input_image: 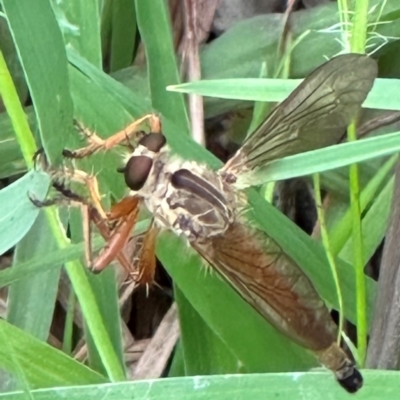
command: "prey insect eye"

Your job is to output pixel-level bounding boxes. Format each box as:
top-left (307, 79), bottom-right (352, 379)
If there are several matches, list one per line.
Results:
top-left (120, 155), bottom-right (153, 191)
top-left (139, 132), bottom-right (166, 152)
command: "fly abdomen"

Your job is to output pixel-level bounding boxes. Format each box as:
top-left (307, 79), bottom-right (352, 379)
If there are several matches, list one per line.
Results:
top-left (317, 343), bottom-right (363, 393)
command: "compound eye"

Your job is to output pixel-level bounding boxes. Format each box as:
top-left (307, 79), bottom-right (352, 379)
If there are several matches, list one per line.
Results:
top-left (139, 132), bottom-right (166, 152)
top-left (121, 155), bottom-right (153, 191)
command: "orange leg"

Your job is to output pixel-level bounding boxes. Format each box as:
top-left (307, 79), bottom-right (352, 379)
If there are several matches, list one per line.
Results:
top-left (55, 168), bottom-right (107, 220)
top-left (90, 196), bottom-right (141, 273)
top-left (44, 112), bottom-right (162, 277)
top-left (45, 178), bottom-right (141, 275)
top-left (64, 114), bottom-right (161, 159)
top-left (134, 224), bottom-right (159, 286)
top-left (88, 204), bottom-right (136, 274)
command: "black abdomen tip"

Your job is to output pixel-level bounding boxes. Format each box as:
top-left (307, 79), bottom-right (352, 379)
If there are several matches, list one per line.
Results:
top-left (337, 368), bottom-right (363, 393)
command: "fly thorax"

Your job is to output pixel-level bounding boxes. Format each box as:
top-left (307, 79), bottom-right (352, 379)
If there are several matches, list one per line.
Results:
top-left (119, 132), bottom-right (235, 242)
top-left (160, 164), bottom-right (235, 242)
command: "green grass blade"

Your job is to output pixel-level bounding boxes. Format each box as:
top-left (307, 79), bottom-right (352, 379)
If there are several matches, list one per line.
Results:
top-left (135, 0), bottom-right (189, 133)
top-left (109, 0), bottom-right (136, 72)
top-left (51, 0), bottom-right (102, 68)
top-left (0, 319), bottom-right (107, 388)
top-left (0, 370), bottom-right (399, 399)
top-left (0, 170), bottom-right (50, 255)
top-left (168, 78), bottom-right (400, 111)
top-left (7, 211), bottom-right (62, 341)
top-left (2, 0), bottom-right (74, 164)
top-left (0, 50), bottom-right (35, 167)
top-left (240, 132), bottom-right (400, 187)
top-left (340, 175), bottom-right (394, 265)
top-left (175, 286), bottom-right (242, 375)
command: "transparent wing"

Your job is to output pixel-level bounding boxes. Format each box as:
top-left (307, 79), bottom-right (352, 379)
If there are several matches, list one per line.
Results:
top-left (193, 220), bottom-right (337, 351)
top-left (222, 53), bottom-right (377, 179)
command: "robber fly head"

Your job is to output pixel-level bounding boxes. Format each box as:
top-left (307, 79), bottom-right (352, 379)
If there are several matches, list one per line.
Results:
top-left (119, 132), bottom-right (167, 191)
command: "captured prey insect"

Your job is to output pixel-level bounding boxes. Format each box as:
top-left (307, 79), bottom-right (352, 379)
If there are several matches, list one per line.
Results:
top-left (61, 54), bottom-right (377, 392)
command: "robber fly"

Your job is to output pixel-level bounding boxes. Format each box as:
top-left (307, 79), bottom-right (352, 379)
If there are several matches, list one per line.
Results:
top-left (62, 54), bottom-right (377, 392)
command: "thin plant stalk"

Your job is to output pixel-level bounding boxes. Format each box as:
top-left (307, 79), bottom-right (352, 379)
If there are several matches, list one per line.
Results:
top-left (337, 0), bottom-right (370, 366)
top-left (313, 173), bottom-right (344, 342)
